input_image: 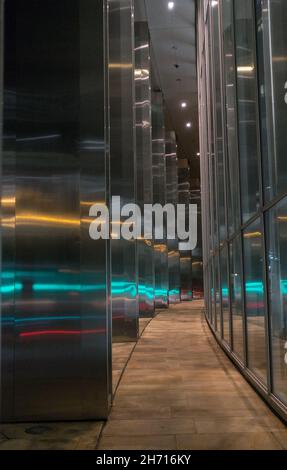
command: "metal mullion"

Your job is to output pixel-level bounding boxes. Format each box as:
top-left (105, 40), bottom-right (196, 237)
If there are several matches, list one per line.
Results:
top-left (210, 4), bottom-right (223, 338)
top-left (231, 0), bottom-right (243, 231)
top-left (240, 227), bottom-right (249, 368)
top-left (231, 0), bottom-right (248, 360)
top-left (252, 0), bottom-right (272, 395)
top-left (261, 211), bottom-right (272, 393)
top-left (205, 15), bottom-right (217, 329)
top-left (218, 0), bottom-right (234, 348)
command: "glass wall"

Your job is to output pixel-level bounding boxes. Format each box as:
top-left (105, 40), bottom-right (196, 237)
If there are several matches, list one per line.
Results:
top-left (220, 245), bottom-right (230, 345)
top-left (234, 0), bottom-right (261, 222)
top-left (221, 0), bottom-right (240, 236)
top-left (266, 197), bottom-right (287, 404)
top-left (256, 0), bottom-right (287, 202)
top-left (243, 219), bottom-right (267, 382)
top-left (198, 0), bottom-right (287, 423)
top-left (211, 0), bottom-right (227, 244)
top-left (230, 236), bottom-right (244, 359)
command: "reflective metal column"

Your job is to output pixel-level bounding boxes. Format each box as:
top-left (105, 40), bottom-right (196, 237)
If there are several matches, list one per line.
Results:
top-left (165, 131), bottom-right (180, 304)
top-left (1, 0), bottom-right (15, 420)
top-left (180, 252), bottom-right (193, 301)
top-left (178, 159), bottom-right (193, 301)
top-left (109, 0), bottom-right (139, 341)
top-left (152, 91), bottom-right (168, 308)
top-left (135, 22), bottom-right (154, 318)
top-left (1, 0), bottom-right (111, 422)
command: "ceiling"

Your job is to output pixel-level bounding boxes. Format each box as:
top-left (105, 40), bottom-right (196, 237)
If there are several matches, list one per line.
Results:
top-left (135, 0), bottom-right (199, 180)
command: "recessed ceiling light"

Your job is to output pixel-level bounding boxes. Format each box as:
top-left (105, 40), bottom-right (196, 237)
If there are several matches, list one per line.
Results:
top-left (186, 122), bottom-right (192, 128)
top-left (168, 2), bottom-right (175, 11)
top-left (181, 102), bottom-right (187, 109)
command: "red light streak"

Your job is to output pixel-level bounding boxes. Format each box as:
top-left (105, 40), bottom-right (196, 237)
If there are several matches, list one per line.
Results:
top-left (20, 329), bottom-right (106, 338)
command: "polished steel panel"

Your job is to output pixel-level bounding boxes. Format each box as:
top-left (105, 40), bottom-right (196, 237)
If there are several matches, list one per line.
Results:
top-left (1, 0), bottom-right (111, 422)
top-left (180, 252), bottom-right (193, 301)
top-left (165, 131), bottom-right (180, 304)
top-left (1, 0), bottom-right (15, 420)
top-left (152, 91), bottom-right (168, 308)
top-left (109, 0), bottom-right (139, 341)
top-left (178, 160), bottom-right (193, 301)
top-left (135, 22), bottom-right (154, 318)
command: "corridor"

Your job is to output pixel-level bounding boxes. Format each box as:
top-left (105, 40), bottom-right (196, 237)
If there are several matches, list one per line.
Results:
top-left (99, 302), bottom-right (287, 450)
top-left (1, 302), bottom-right (286, 450)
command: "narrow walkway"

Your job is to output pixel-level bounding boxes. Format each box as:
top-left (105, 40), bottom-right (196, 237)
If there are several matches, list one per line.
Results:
top-left (99, 301), bottom-right (287, 450)
top-left (0, 302), bottom-right (286, 450)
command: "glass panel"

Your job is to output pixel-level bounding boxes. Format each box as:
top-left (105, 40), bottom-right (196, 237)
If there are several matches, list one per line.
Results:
top-left (221, 245), bottom-right (230, 345)
top-left (215, 256), bottom-right (222, 335)
top-left (206, 20), bottom-right (218, 249)
top-left (266, 197), bottom-right (287, 405)
top-left (211, 260), bottom-right (215, 327)
top-left (222, 0), bottom-right (241, 235)
top-left (230, 236), bottom-right (244, 359)
top-left (256, 0), bottom-right (287, 201)
top-left (211, 1), bottom-right (227, 243)
top-left (209, 264), bottom-right (212, 323)
top-left (234, 0), bottom-right (261, 222)
top-left (243, 219), bottom-right (267, 382)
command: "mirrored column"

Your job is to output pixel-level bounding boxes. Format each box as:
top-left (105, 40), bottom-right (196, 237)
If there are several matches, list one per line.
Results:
top-left (135, 21), bottom-right (155, 318)
top-left (152, 91), bottom-right (168, 308)
top-left (178, 160), bottom-right (193, 301)
top-left (165, 131), bottom-right (180, 304)
top-left (109, 0), bottom-right (139, 341)
top-left (1, 0), bottom-right (111, 422)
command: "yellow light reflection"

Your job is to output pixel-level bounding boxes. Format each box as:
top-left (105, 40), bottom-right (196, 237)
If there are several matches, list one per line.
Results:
top-left (80, 201), bottom-right (106, 207)
top-left (17, 214), bottom-right (80, 227)
top-left (154, 244), bottom-right (167, 253)
top-left (1, 197), bottom-right (16, 206)
top-left (237, 65), bottom-right (254, 73)
top-left (109, 63), bottom-right (133, 69)
top-left (244, 231), bottom-right (262, 239)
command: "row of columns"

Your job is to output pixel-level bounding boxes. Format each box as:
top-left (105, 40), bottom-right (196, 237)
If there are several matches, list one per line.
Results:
top-left (0, 0), bottom-right (190, 422)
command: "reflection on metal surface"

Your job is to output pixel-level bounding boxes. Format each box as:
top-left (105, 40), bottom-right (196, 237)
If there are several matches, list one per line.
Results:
top-left (178, 159), bottom-right (193, 301)
top-left (180, 253), bottom-right (193, 301)
top-left (109, 0), bottom-right (139, 341)
top-left (135, 22), bottom-right (154, 318)
top-left (1, 0), bottom-right (15, 420)
top-left (152, 91), bottom-right (168, 308)
top-left (165, 131), bottom-right (180, 304)
top-left (1, 0), bottom-right (111, 422)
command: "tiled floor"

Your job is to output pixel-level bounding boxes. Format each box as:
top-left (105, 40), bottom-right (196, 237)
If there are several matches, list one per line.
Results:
top-left (0, 302), bottom-right (286, 450)
top-left (113, 342), bottom-right (136, 394)
top-left (100, 302), bottom-right (287, 450)
top-left (113, 318), bottom-right (152, 393)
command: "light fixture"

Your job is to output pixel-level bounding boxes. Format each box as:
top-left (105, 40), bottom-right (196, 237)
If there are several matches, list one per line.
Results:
top-left (168, 2), bottom-right (175, 10)
top-left (181, 102), bottom-right (187, 109)
top-left (186, 122), bottom-right (192, 128)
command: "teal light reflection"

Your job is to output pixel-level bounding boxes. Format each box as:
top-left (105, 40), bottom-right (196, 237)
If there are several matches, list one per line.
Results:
top-left (1, 283), bottom-right (23, 294)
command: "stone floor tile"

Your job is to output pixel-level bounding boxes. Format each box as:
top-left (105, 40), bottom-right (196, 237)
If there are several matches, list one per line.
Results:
top-left (98, 435), bottom-right (177, 450)
top-left (272, 430), bottom-right (287, 450)
top-left (176, 432), bottom-right (283, 450)
top-left (104, 418), bottom-right (196, 437)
